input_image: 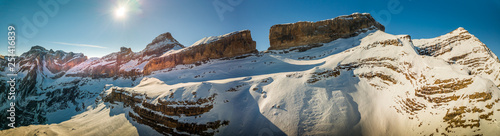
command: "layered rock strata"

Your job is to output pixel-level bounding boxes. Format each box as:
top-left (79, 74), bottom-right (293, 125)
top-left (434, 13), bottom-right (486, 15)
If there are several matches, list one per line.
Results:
top-left (268, 13), bottom-right (385, 50)
top-left (144, 30), bottom-right (257, 74)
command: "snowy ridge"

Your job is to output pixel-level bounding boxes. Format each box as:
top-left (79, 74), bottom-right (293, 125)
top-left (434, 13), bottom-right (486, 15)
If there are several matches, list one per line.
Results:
top-left (141, 39), bottom-right (181, 54)
top-left (335, 12), bottom-right (370, 20)
top-left (66, 35), bottom-right (184, 74)
top-left (278, 12), bottom-right (372, 25)
top-left (190, 30), bottom-right (249, 47)
top-left (414, 27), bottom-right (500, 87)
top-left (103, 29), bottom-right (499, 135)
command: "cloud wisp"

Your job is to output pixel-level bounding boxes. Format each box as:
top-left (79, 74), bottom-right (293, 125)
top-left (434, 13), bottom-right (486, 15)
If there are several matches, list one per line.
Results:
top-left (52, 42), bottom-right (107, 49)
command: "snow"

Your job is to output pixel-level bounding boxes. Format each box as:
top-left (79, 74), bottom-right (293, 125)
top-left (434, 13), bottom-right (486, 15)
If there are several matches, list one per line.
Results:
top-left (3, 26), bottom-right (500, 136)
top-left (119, 59), bottom-right (139, 71)
top-left (280, 12), bottom-right (371, 25)
top-left (0, 103), bottom-right (139, 136)
top-left (190, 30), bottom-right (248, 47)
top-left (143, 39), bottom-right (178, 53)
top-left (159, 45), bottom-right (184, 58)
top-left (413, 27), bottom-right (500, 86)
top-left (336, 12), bottom-right (370, 20)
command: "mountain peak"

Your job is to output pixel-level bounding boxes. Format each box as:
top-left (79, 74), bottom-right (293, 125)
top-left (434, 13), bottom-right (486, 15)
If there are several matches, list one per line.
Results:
top-left (119, 47), bottom-right (132, 54)
top-left (268, 13), bottom-right (385, 50)
top-left (149, 32), bottom-right (178, 45)
top-left (141, 32), bottom-right (185, 57)
top-left (448, 27), bottom-right (469, 35)
top-left (21, 45), bottom-right (49, 57)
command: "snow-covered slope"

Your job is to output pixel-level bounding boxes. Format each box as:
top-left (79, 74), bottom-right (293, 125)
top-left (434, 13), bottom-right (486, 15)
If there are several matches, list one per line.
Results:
top-left (0, 103), bottom-right (138, 136)
top-left (414, 27), bottom-right (500, 87)
top-left (66, 33), bottom-right (185, 77)
top-left (0, 33), bottom-right (184, 130)
top-left (5, 27), bottom-right (499, 135)
top-left (2, 12), bottom-right (500, 135)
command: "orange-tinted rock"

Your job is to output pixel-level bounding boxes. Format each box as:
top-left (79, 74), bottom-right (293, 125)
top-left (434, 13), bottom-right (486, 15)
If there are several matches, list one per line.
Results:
top-left (268, 13), bottom-right (385, 50)
top-left (144, 30), bottom-right (257, 74)
top-left (21, 46), bottom-right (88, 74)
top-left (67, 33), bottom-right (185, 79)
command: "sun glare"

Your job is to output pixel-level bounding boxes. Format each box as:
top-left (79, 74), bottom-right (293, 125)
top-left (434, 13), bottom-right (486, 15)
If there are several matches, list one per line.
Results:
top-left (115, 6), bottom-right (127, 18)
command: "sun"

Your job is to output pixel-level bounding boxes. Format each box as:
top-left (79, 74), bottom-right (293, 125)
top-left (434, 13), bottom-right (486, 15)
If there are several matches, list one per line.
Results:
top-left (114, 6), bottom-right (128, 18)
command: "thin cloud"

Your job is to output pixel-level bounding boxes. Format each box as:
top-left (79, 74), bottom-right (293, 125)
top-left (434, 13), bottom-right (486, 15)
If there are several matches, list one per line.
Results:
top-left (52, 42), bottom-right (107, 49)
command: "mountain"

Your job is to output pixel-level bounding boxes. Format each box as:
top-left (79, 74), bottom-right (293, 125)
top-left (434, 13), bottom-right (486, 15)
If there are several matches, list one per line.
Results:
top-left (0, 33), bottom-right (184, 129)
top-left (413, 27), bottom-right (500, 87)
top-left (66, 32), bottom-right (185, 79)
top-left (269, 12), bottom-right (384, 50)
top-left (143, 30), bottom-right (257, 74)
top-left (1, 13), bottom-right (500, 135)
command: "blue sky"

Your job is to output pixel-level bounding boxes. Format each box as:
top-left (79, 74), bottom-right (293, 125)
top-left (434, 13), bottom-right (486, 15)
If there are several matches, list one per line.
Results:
top-left (1, 0), bottom-right (499, 58)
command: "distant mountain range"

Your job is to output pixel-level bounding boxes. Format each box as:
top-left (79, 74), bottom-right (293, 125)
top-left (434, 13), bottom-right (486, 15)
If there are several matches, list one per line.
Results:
top-left (1, 13), bottom-right (499, 136)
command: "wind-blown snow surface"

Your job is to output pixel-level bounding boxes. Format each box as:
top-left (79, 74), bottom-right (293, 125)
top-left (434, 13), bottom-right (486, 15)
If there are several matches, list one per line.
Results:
top-left (3, 29), bottom-right (500, 136)
top-left (0, 103), bottom-right (138, 136)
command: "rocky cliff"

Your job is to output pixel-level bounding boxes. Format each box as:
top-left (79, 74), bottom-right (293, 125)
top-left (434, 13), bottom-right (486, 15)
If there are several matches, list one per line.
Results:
top-left (141, 32), bottom-right (185, 57)
top-left (268, 13), bottom-right (385, 50)
top-left (103, 87), bottom-right (228, 135)
top-left (67, 33), bottom-right (185, 79)
top-left (143, 30), bottom-right (257, 74)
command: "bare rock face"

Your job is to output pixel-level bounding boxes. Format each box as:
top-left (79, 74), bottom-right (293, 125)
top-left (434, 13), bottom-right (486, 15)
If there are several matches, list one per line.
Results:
top-left (144, 30), bottom-right (257, 74)
top-left (104, 88), bottom-right (228, 136)
top-left (268, 13), bottom-right (385, 50)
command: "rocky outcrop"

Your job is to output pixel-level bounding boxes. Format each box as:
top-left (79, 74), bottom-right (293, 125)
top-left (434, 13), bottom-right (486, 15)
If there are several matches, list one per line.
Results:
top-left (414, 27), bottom-right (500, 87)
top-left (141, 32), bottom-right (185, 57)
top-left (104, 88), bottom-right (228, 136)
top-left (143, 30), bottom-right (257, 74)
top-left (268, 13), bottom-right (385, 50)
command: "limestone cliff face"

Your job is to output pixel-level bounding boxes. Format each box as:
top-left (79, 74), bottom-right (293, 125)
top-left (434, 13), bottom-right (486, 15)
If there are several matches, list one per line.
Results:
top-left (268, 13), bottom-right (385, 50)
top-left (104, 88), bottom-right (228, 135)
top-left (144, 30), bottom-right (257, 74)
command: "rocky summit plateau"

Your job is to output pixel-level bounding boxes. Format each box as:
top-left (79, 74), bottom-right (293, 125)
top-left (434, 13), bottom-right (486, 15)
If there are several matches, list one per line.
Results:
top-left (1, 13), bottom-right (500, 136)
